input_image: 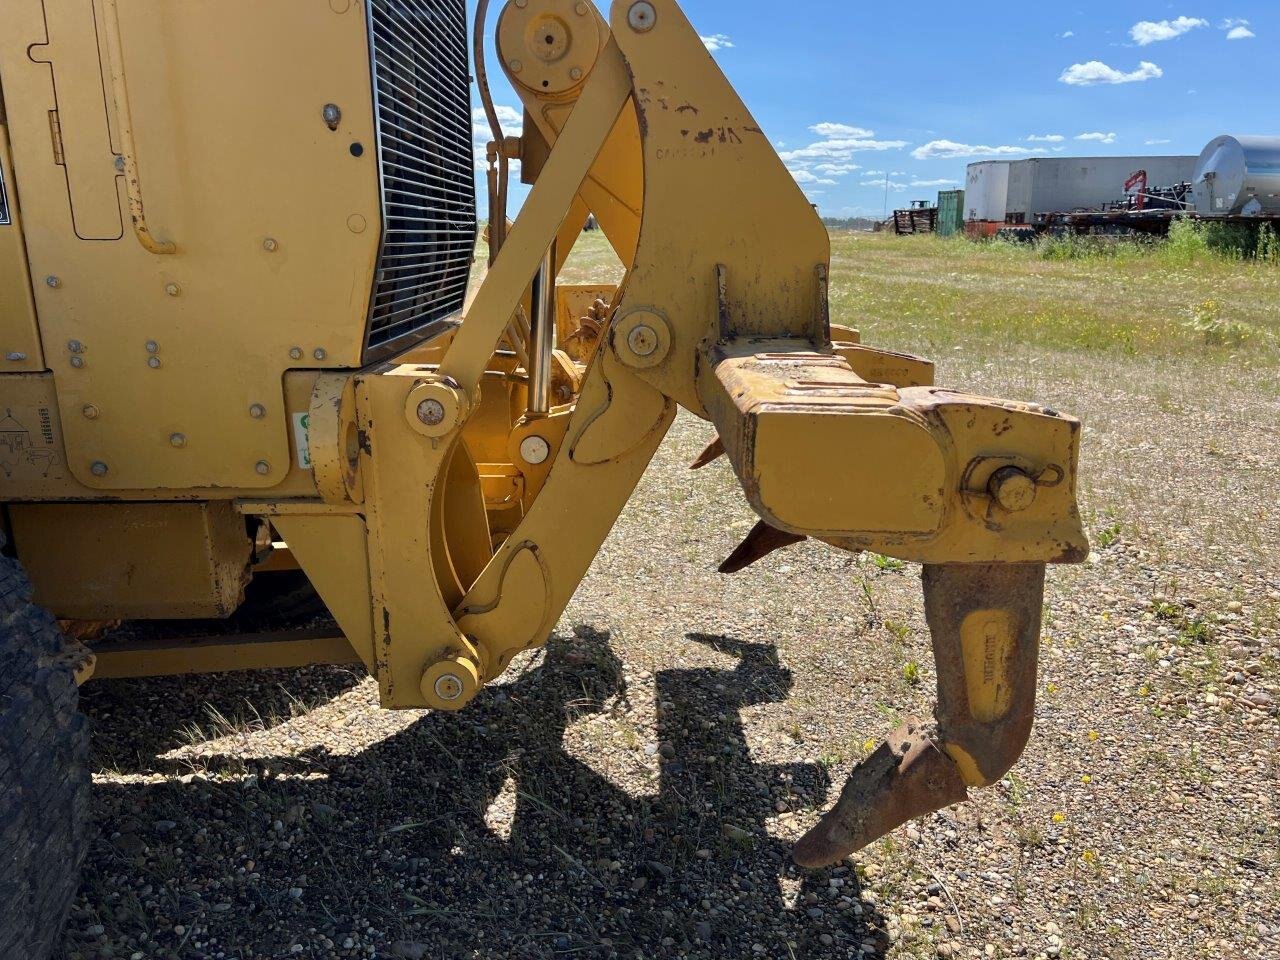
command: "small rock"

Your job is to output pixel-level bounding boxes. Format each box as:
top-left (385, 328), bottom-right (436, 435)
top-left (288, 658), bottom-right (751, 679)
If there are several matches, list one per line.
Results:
top-left (152, 820), bottom-right (177, 833)
top-left (389, 943), bottom-right (428, 960)
top-left (819, 933), bottom-right (834, 946)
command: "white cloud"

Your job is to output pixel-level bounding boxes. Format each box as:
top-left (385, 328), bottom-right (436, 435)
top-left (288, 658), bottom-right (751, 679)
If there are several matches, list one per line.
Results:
top-left (701, 34), bottom-right (734, 52)
top-left (471, 105), bottom-right (523, 170)
top-left (1130, 17), bottom-right (1207, 45)
top-left (1059, 30), bottom-right (1075, 38)
top-left (788, 168), bottom-right (836, 186)
top-left (1059, 60), bottom-right (1163, 85)
top-left (1145, 138), bottom-right (1172, 145)
top-left (779, 137), bottom-right (908, 164)
top-left (911, 140), bottom-right (1039, 160)
top-left (862, 179), bottom-right (909, 191)
top-left (911, 178), bottom-right (959, 187)
top-left (814, 162), bottom-right (860, 175)
top-left (1027, 134), bottom-right (1066, 142)
top-left (863, 170), bottom-right (885, 177)
top-left (1226, 24), bottom-right (1255, 40)
top-left (809, 122), bottom-right (875, 139)
top-left (1076, 132), bottom-right (1117, 144)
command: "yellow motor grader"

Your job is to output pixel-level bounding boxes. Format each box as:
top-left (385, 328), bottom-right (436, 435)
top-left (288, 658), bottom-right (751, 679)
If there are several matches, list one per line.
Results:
top-left (0, 0), bottom-right (1087, 953)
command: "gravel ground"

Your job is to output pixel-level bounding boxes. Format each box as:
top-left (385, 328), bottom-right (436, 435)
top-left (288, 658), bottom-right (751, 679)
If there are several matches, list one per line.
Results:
top-left (62, 337), bottom-right (1278, 959)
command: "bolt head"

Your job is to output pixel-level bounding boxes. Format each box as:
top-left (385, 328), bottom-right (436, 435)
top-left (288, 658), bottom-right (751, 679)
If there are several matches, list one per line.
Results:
top-left (574, 1), bottom-right (588, 12)
top-left (90, 460), bottom-right (108, 477)
top-left (989, 466), bottom-right (1037, 513)
top-left (417, 398), bottom-right (446, 426)
top-left (628, 1), bottom-right (656, 31)
top-left (145, 340), bottom-right (158, 353)
top-left (570, 66), bottom-right (583, 81)
top-left (81, 404), bottom-right (99, 420)
top-left (519, 435), bottom-right (551, 465)
top-left (255, 460), bottom-right (271, 476)
top-left (433, 674), bottom-right (464, 701)
top-left (70, 356), bottom-right (85, 369)
top-left (263, 237), bottom-right (279, 253)
top-left (45, 275), bottom-right (61, 288)
top-left (67, 339), bottom-right (83, 353)
top-left (147, 356), bottom-right (162, 369)
top-left (169, 432), bottom-right (187, 448)
top-left (508, 59), bottom-right (523, 73)
top-left (113, 155), bottom-right (126, 172)
top-left (313, 348), bottom-right (327, 361)
top-left (322, 103), bottom-right (342, 126)
top-left (289, 347), bottom-right (303, 360)
top-left (627, 323), bottom-right (659, 357)
top-left (164, 282), bottom-right (181, 297)
top-left (249, 403), bottom-right (267, 419)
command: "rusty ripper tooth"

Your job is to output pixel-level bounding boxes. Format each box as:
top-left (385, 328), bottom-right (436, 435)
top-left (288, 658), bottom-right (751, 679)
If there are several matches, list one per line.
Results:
top-left (718, 519), bottom-right (807, 574)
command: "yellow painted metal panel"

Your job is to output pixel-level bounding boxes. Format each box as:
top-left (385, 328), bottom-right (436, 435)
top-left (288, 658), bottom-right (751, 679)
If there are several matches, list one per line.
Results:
top-left (0, 0), bottom-right (381, 491)
top-left (0, 125), bottom-right (45, 371)
top-left (90, 628), bottom-right (360, 680)
top-left (270, 513), bottom-right (374, 671)
top-left (9, 500), bottom-right (251, 618)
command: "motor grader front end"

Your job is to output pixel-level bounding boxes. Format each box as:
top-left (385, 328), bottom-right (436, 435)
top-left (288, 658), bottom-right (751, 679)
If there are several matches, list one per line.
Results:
top-left (0, 0), bottom-right (1087, 954)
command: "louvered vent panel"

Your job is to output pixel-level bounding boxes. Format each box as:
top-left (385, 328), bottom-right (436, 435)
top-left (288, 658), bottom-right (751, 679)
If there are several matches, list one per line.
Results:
top-left (365, 0), bottom-right (476, 358)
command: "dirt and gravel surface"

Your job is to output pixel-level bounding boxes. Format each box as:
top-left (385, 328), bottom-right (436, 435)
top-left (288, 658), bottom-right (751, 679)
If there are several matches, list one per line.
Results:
top-left (61, 243), bottom-right (1278, 960)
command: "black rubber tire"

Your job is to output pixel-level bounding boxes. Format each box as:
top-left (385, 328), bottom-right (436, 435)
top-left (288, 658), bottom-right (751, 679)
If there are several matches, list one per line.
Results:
top-left (0, 551), bottom-right (91, 960)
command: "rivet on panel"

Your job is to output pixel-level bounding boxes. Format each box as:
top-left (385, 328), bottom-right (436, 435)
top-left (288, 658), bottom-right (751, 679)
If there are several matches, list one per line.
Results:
top-left (509, 59), bottom-right (523, 73)
top-left (45, 276), bottom-right (60, 288)
top-left (575, 1), bottom-right (588, 13)
top-left (70, 356), bottom-right (85, 369)
top-left (169, 432), bottom-right (187, 448)
top-left (90, 461), bottom-right (108, 477)
top-left (313, 348), bottom-right (327, 361)
top-left (81, 404), bottom-right (99, 420)
top-left (322, 103), bottom-right (342, 129)
top-left (249, 403), bottom-right (267, 419)
top-left (67, 339), bottom-right (83, 353)
top-left (289, 347), bottom-right (303, 360)
top-left (147, 356), bottom-right (162, 369)
top-left (255, 460), bottom-right (271, 476)
top-left (164, 282), bottom-right (182, 297)
top-left (145, 340), bottom-right (158, 353)
top-left (570, 67), bottom-right (583, 80)
top-left (262, 237), bottom-right (279, 252)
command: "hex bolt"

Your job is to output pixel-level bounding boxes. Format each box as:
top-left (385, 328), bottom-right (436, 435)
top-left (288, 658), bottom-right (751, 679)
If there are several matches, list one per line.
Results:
top-left (417, 398), bottom-right (446, 426)
top-left (147, 356), bottom-right (162, 369)
top-left (520, 435), bottom-right (551, 465)
top-left (6, 352), bottom-right (26, 362)
top-left (113, 155), bottom-right (126, 172)
top-left (628, 1), bottom-right (656, 32)
top-left (574, 1), bottom-right (588, 12)
top-left (988, 466), bottom-right (1038, 513)
top-left (249, 403), bottom-right (267, 419)
top-left (289, 346), bottom-right (303, 360)
top-left (70, 356), bottom-right (85, 369)
top-left (45, 275), bottom-right (61, 288)
top-left (255, 460), bottom-right (271, 476)
top-left (169, 432), bottom-right (187, 448)
top-left (509, 59), bottom-right (523, 73)
top-left (90, 461), bottom-right (108, 477)
top-left (433, 674), bottom-right (464, 702)
top-left (262, 237), bottom-right (279, 253)
top-left (67, 339), bottom-right (83, 353)
top-left (627, 323), bottom-right (659, 357)
top-left (164, 282), bottom-right (182, 297)
top-left (313, 348), bottom-right (327, 361)
top-left (570, 67), bottom-right (583, 81)
top-left (322, 103), bottom-right (342, 129)
top-left (145, 340), bottom-right (158, 353)
top-left (81, 404), bottom-right (99, 420)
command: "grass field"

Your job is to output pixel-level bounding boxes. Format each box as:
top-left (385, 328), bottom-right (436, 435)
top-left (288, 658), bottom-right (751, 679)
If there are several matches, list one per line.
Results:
top-left (71, 229), bottom-right (1279, 960)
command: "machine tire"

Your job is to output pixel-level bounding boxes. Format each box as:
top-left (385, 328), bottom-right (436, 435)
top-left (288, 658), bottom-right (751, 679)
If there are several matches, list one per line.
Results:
top-left (0, 550), bottom-right (91, 960)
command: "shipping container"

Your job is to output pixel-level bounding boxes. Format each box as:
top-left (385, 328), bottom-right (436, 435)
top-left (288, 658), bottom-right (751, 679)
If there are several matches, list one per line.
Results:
top-left (964, 161), bottom-right (1010, 223)
top-left (936, 189), bottom-right (964, 237)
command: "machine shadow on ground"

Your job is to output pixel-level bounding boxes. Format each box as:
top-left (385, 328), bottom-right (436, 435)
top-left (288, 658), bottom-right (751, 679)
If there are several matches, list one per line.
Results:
top-left (67, 629), bottom-right (887, 959)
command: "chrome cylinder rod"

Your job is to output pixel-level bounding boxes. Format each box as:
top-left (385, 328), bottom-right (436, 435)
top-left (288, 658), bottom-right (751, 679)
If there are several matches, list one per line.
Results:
top-left (528, 242), bottom-right (556, 416)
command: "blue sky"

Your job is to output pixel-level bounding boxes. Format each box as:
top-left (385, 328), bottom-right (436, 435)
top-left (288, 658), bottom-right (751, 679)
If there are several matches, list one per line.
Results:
top-left (469, 1), bottom-right (1275, 217)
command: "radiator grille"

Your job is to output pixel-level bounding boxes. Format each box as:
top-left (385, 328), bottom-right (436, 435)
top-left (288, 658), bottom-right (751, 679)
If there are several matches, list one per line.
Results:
top-left (365, 0), bottom-right (476, 358)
